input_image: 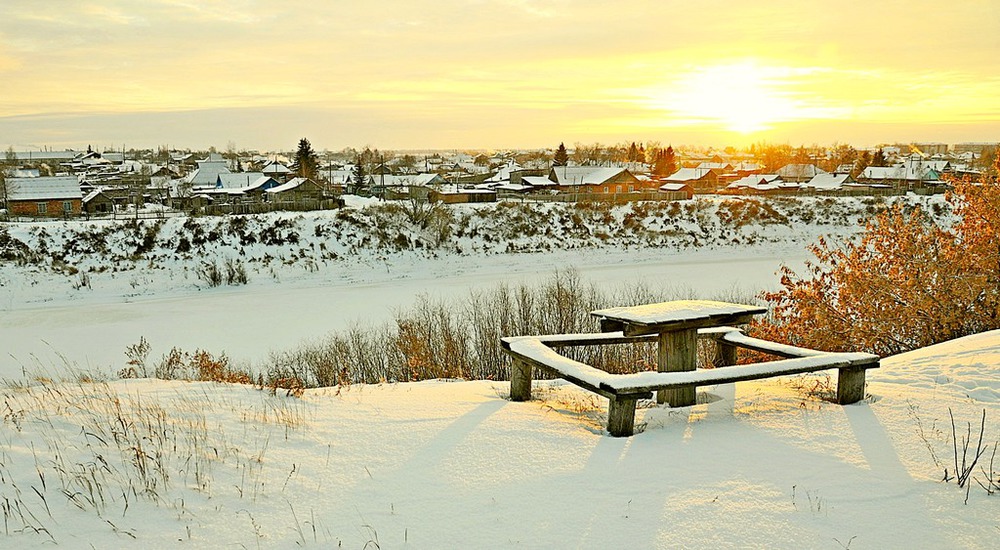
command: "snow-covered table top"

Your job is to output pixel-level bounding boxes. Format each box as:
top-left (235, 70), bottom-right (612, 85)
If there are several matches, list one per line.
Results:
top-left (591, 300), bottom-right (767, 334)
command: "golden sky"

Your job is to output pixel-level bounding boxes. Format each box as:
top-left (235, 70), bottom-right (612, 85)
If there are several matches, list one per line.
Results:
top-left (1, 0), bottom-right (998, 151)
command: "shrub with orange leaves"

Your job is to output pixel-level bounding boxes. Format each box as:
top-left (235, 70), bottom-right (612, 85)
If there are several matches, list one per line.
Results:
top-left (754, 156), bottom-right (1000, 357)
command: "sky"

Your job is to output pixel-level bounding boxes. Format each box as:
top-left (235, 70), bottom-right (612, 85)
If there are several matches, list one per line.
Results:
top-left (1, 0), bottom-right (998, 152)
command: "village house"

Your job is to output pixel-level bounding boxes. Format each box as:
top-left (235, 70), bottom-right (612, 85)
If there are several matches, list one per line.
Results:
top-left (266, 178), bottom-right (325, 202)
top-left (367, 173), bottom-right (446, 199)
top-left (5, 176), bottom-right (83, 218)
top-left (776, 163), bottom-right (826, 183)
top-left (548, 166), bottom-right (643, 194)
top-left (662, 167), bottom-right (723, 192)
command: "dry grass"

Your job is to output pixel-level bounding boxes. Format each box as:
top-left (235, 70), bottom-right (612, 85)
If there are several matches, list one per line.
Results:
top-left (0, 373), bottom-right (307, 543)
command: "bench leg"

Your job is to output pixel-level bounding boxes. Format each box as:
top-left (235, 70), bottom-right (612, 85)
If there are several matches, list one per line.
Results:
top-left (510, 359), bottom-right (533, 401)
top-left (837, 366), bottom-right (868, 404)
top-left (607, 395), bottom-right (639, 437)
top-left (658, 329), bottom-right (697, 406)
top-left (714, 341), bottom-right (737, 368)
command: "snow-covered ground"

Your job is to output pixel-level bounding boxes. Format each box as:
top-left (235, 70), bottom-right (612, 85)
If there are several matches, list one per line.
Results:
top-left (5, 193), bottom-right (996, 548)
top-left (1, 332), bottom-right (998, 548)
top-left (4, 194), bottom-right (920, 378)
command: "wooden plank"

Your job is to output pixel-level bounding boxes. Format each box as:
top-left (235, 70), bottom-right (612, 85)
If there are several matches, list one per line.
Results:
top-left (610, 357), bottom-right (878, 395)
top-left (501, 347), bottom-right (616, 400)
top-left (658, 328), bottom-right (697, 406)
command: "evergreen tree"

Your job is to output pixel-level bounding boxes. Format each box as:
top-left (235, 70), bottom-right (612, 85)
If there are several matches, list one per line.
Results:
top-left (553, 142), bottom-right (569, 167)
top-left (652, 145), bottom-right (678, 177)
top-left (872, 148), bottom-right (887, 167)
top-left (353, 154), bottom-right (367, 194)
top-left (295, 138), bottom-right (319, 180)
top-left (664, 145), bottom-right (677, 175)
top-left (628, 142), bottom-right (640, 163)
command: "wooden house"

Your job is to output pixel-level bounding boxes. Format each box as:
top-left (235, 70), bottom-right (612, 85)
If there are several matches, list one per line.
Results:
top-left (266, 178), bottom-right (325, 202)
top-left (5, 176), bottom-right (82, 218)
top-left (547, 166), bottom-right (642, 194)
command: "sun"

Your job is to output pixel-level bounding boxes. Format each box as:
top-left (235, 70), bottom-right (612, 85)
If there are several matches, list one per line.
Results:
top-left (646, 62), bottom-right (811, 134)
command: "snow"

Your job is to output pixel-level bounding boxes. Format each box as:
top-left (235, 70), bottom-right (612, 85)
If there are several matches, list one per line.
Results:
top-left (2, 333), bottom-right (1000, 547)
top-left (3, 193), bottom-right (997, 547)
top-left (591, 299), bottom-right (766, 326)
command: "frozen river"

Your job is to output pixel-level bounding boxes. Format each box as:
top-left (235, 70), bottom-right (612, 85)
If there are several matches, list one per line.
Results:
top-left (0, 245), bottom-right (808, 379)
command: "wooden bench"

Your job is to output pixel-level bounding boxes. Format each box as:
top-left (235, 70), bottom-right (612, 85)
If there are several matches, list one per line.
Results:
top-left (501, 327), bottom-right (879, 437)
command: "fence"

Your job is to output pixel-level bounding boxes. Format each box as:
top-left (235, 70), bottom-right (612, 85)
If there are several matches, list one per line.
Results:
top-left (202, 198), bottom-right (344, 216)
top-left (515, 191), bottom-right (692, 203)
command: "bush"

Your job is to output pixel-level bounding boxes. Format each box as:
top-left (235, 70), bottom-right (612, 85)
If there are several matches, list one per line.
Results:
top-left (755, 158), bottom-right (1000, 356)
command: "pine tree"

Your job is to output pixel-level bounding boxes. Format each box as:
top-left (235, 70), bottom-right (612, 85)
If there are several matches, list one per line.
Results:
top-left (353, 155), bottom-right (367, 194)
top-left (295, 138), bottom-right (319, 180)
top-left (553, 142), bottom-right (569, 167)
top-left (872, 148), bottom-right (887, 167)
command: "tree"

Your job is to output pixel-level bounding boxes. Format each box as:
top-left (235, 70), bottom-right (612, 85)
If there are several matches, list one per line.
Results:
top-left (871, 148), bottom-right (887, 167)
top-left (853, 150), bottom-right (873, 178)
top-left (652, 145), bottom-right (677, 177)
top-left (295, 138), bottom-right (319, 180)
top-left (754, 154), bottom-right (1000, 356)
top-left (352, 154), bottom-right (367, 194)
top-left (553, 143), bottom-right (569, 167)
top-left (0, 146), bottom-right (16, 210)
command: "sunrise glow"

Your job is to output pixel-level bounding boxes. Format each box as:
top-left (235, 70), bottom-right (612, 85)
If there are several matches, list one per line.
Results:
top-left (0, 1), bottom-right (997, 149)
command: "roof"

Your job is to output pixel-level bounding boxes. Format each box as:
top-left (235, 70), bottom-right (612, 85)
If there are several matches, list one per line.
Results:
top-left (696, 162), bottom-right (733, 171)
top-left (658, 182), bottom-right (691, 192)
top-left (802, 173), bottom-right (853, 190)
top-left (521, 176), bottom-right (558, 187)
top-left (549, 166), bottom-right (633, 185)
top-left (368, 174), bottom-right (444, 187)
top-left (262, 161), bottom-right (292, 174)
top-left (217, 172), bottom-right (266, 189)
top-left (776, 164), bottom-right (826, 179)
top-left (185, 159), bottom-right (231, 186)
top-left (6, 176), bottom-right (82, 201)
top-left (664, 167), bottom-right (718, 182)
top-left (267, 178), bottom-right (319, 194)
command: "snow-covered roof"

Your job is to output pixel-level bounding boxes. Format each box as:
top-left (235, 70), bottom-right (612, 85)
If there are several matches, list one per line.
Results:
top-left (727, 174), bottom-right (782, 189)
top-left (262, 161), bottom-right (292, 174)
top-left (802, 173), bottom-right (853, 190)
top-left (267, 178), bottom-right (318, 194)
top-left (776, 164), bottom-right (826, 179)
top-left (218, 172), bottom-right (266, 189)
top-left (549, 166), bottom-right (631, 185)
top-left (369, 173), bottom-right (444, 187)
top-left (696, 162), bottom-right (732, 171)
top-left (6, 176), bottom-right (82, 201)
top-left (665, 167), bottom-right (717, 182)
top-left (521, 176), bottom-right (557, 187)
top-left (658, 182), bottom-right (690, 192)
top-left (185, 159), bottom-right (231, 186)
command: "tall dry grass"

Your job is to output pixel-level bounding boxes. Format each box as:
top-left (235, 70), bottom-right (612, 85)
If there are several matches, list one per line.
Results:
top-left (263, 270), bottom-right (763, 387)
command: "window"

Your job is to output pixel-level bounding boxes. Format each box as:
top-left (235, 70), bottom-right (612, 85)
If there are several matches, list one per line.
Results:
top-left (36, 202), bottom-right (47, 214)
top-left (615, 185), bottom-right (622, 194)
top-left (63, 201), bottom-right (73, 213)
top-left (628, 185), bottom-right (635, 193)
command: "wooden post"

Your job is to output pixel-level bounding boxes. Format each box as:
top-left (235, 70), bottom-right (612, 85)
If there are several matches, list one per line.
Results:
top-left (836, 366), bottom-right (868, 404)
top-left (607, 394), bottom-right (639, 437)
top-left (510, 359), bottom-right (533, 401)
top-left (714, 341), bottom-right (737, 367)
top-left (658, 328), bottom-right (697, 406)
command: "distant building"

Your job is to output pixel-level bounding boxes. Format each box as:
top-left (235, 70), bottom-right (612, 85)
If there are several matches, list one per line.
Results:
top-left (5, 176), bottom-right (83, 218)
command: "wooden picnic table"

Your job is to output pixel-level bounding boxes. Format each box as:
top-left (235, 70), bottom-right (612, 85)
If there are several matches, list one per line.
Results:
top-left (590, 300), bottom-right (767, 406)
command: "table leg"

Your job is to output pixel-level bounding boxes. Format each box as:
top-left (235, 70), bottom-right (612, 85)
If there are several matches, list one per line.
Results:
top-left (658, 328), bottom-right (697, 406)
